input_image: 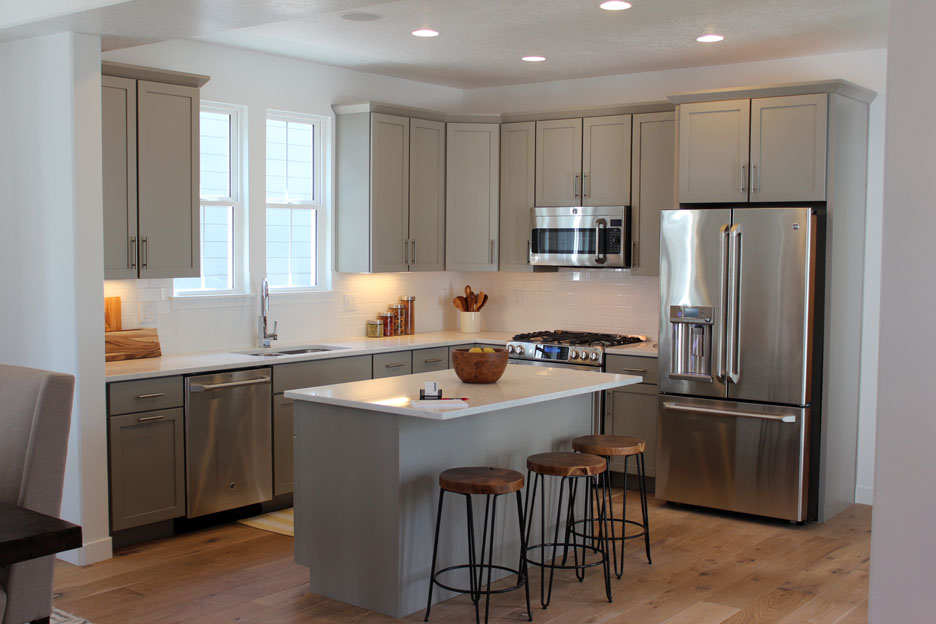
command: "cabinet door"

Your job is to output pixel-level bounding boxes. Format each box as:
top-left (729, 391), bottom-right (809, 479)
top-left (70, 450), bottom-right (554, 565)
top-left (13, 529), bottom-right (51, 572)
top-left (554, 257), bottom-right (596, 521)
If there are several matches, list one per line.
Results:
top-left (499, 122), bottom-right (535, 272)
top-left (630, 112), bottom-right (675, 277)
top-left (677, 99), bottom-right (750, 204)
top-left (412, 347), bottom-right (449, 373)
top-left (536, 118), bottom-right (583, 206)
top-left (750, 94), bottom-right (828, 202)
top-left (446, 123), bottom-right (500, 271)
top-left (371, 113), bottom-right (410, 273)
top-left (273, 395), bottom-right (294, 496)
top-left (607, 385), bottom-right (658, 478)
top-left (102, 76), bottom-right (138, 279)
top-left (582, 115), bottom-right (631, 206)
top-left (109, 408), bottom-right (185, 531)
top-left (373, 351), bottom-right (413, 378)
top-left (273, 355), bottom-right (373, 393)
top-left (408, 119), bottom-right (446, 271)
top-left (137, 81), bottom-right (199, 278)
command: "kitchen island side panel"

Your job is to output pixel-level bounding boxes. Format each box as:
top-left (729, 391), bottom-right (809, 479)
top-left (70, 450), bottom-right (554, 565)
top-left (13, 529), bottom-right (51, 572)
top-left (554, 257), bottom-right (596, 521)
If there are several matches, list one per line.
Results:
top-left (293, 392), bottom-right (594, 618)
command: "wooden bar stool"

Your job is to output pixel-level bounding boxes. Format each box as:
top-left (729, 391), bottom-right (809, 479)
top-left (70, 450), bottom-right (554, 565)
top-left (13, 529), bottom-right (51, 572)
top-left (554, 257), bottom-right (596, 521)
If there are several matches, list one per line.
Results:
top-left (524, 452), bottom-right (612, 609)
top-left (424, 467), bottom-right (531, 624)
top-left (572, 435), bottom-right (652, 578)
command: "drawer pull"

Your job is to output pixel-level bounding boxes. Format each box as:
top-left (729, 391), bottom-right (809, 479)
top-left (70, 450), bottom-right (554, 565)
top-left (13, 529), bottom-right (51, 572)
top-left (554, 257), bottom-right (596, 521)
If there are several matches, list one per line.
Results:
top-left (423, 358), bottom-right (443, 364)
top-left (136, 392), bottom-right (166, 399)
top-left (137, 415), bottom-right (166, 423)
top-left (614, 368), bottom-right (646, 375)
top-left (385, 363), bottom-right (406, 368)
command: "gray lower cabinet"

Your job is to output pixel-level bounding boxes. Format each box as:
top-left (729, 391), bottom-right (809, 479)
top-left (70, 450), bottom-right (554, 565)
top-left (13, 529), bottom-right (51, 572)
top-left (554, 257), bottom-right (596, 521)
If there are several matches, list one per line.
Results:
top-left (272, 355), bottom-right (373, 495)
top-left (412, 347), bottom-right (449, 373)
top-left (605, 354), bottom-right (659, 479)
top-left (108, 407), bottom-right (186, 531)
top-left (373, 351), bottom-right (413, 378)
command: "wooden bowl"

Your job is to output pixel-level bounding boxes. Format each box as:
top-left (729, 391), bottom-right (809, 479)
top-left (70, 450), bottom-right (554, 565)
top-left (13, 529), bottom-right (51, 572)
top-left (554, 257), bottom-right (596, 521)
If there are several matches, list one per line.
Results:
top-left (451, 348), bottom-right (509, 384)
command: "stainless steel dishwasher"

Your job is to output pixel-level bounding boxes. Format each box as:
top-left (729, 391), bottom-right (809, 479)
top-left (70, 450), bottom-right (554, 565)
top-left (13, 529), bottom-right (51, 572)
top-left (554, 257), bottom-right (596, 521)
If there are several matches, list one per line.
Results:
top-left (185, 368), bottom-right (272, 518)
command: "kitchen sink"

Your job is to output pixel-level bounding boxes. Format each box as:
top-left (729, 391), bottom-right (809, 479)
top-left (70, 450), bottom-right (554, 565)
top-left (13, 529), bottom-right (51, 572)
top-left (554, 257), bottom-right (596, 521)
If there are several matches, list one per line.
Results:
top-left (234, 345), bottom-right (349, 357)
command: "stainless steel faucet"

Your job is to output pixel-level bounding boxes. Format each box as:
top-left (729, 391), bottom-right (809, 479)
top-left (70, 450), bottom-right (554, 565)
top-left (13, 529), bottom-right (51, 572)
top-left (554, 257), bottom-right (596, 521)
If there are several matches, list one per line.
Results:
top-left (259, 278), bottom-right (278, 348)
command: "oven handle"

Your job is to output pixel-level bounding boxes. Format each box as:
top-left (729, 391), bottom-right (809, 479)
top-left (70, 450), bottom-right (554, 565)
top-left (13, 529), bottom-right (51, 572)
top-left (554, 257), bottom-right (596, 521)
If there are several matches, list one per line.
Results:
top-left (595, 218), bottom-right (607, 265)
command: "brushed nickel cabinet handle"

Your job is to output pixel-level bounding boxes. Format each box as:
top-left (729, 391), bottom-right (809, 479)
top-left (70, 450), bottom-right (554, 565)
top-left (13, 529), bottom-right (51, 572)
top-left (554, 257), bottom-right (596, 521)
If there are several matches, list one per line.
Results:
top-left (751, 164), bottom-right (758, 193)
top-left (411, 239), bottom-right (416, 264)
top-left (137, 414), bottom-right (166, 422)
top-left (141, 236), bottom-right (149, 269)
top-left (583, 173), bottom-right (589, 197)
top-left (423, 358), bottom-right (443, 363)
top-left (740, 165), bottom-right (746, 193)
top-left (385, 363), bottom-right (405, 368)
top-left (136, 392), bottom-right (165, 399)
top-left (129, 235), bottom-right (137, 270)
top-left (404, 239), bottom-right (409, 265)
top-left (614, 367), bottom-right (646, 375)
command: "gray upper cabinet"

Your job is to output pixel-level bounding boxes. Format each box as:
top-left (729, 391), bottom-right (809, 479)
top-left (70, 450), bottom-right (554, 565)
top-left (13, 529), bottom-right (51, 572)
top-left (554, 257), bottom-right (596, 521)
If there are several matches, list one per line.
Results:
top-left (446, 123), bottom-right (500, 271)
top-left (582, 115), bottom-right (632, 206)
top-left (536, 115), bottom-right (631, 207)
top-left (335, 110), bottom-right (445, 273)
top-left (678, 94), bottom-right (828, 204)
top-left (536, 118), bottom-right (582, 206)
top-left (102, 76), bottom-right (138, 279)
top-left (630, 111), bottom-right (675, 277)
top-left (677, 99), bottom-right (750, 204)
top-left (750, 94), bottom-right (828, 202)
top-left (499, 122), bottom-right (535, 272)
top-left (102, 64), bottom-right (207, 279)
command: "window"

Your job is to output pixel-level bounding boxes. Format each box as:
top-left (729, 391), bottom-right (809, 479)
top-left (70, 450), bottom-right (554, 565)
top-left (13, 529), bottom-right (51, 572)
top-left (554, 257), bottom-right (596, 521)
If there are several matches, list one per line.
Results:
top-left (174, 103), bottom-right (243, 294)
top-left (265, 112), bottom-right (324, 289)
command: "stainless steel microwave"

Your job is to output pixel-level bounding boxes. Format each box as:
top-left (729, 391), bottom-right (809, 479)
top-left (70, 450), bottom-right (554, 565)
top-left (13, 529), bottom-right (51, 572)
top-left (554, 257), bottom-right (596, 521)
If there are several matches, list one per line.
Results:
top-left (530, 206), bottom-right (631, 268)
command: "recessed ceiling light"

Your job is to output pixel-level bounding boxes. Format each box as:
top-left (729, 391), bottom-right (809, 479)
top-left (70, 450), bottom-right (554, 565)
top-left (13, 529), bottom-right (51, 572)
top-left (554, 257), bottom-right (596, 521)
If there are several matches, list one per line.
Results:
top-left (599, 1), bottom-right (632, 10)
top-left (522, 56), bottom-right (546, 62)
top-left (696, 34), bottom-right (725, 43)
top-left (411, 29), bottom-right (440, 37)
top-left (340, 12), bottom-right (381, 22)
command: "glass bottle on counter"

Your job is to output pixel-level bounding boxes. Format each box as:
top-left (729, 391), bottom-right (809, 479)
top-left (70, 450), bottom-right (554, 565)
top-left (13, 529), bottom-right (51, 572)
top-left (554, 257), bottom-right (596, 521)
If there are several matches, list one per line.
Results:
top-left (366, 319), bottom-right (383, 338)
top-left (378, 312), bottom-right (395, 337)
top-left (389, 304), bottom-right (407, 336)
top-left (400, 296), bottom-right (415, 334)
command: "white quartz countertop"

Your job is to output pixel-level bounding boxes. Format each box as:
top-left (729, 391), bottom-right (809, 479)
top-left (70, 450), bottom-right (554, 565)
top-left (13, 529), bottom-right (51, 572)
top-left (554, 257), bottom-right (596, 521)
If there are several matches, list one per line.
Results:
top-left (105, 331), bottom-right (512, 382)
top-left (284, 365), bottom-right (642, 420)
top-left (606, 341), bottom-right (659, 358)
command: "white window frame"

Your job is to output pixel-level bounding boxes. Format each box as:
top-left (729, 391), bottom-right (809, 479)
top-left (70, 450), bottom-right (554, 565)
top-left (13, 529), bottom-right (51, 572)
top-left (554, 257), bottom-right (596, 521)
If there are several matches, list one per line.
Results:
top-left (265, 110), bottom-right (327, 292)
top-left (174, 102), bottom-right (246, 297)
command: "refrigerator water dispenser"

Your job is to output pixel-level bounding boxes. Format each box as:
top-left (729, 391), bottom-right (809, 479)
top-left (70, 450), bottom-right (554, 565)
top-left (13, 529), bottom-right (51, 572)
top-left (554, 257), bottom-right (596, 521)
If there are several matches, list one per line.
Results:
top-left (669, 305), bottom-right (714, 381)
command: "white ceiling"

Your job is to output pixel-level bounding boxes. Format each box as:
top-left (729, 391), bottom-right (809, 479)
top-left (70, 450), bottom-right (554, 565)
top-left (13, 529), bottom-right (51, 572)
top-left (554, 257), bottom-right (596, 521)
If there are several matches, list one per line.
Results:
top-left (0, 0), bottom-right (888, 89)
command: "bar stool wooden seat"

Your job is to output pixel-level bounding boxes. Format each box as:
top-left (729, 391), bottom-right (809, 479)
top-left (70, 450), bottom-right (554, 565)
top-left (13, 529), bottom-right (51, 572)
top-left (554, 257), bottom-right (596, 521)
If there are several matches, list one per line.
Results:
top-left (524, 452), bottom-right (612, 609)
top-left (425, 467), bottom-right (531, 624)
top-left (572, 435), bottom-right (652, 578)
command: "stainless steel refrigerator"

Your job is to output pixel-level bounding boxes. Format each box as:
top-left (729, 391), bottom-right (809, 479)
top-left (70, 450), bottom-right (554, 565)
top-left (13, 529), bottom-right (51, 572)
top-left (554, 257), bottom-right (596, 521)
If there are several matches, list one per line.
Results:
top-left (656, 207), bottom-right (823, 522)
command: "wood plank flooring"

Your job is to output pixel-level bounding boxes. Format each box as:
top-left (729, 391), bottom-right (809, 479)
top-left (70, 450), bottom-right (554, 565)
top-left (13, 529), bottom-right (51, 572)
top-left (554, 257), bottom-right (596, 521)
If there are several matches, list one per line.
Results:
top-left (53, 493), bottom-right (871, 623)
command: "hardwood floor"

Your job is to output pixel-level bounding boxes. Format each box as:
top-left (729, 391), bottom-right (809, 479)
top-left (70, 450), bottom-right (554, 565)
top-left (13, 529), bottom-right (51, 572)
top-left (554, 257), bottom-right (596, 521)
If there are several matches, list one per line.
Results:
top-left (53, 493), bottom-right (871, 623)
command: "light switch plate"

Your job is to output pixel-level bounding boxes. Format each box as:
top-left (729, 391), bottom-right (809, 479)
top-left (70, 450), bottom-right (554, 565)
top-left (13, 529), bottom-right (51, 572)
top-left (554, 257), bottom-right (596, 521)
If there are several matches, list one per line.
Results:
top-left (343, 293), bottom-right (357, 312)
top-left (140, 302), bottom-right (157, 323)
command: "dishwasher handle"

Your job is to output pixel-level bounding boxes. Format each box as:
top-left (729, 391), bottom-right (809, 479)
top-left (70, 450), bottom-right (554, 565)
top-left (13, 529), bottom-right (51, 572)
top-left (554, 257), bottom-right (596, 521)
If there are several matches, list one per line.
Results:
top-left (189, 377), bottom-right (271, 392)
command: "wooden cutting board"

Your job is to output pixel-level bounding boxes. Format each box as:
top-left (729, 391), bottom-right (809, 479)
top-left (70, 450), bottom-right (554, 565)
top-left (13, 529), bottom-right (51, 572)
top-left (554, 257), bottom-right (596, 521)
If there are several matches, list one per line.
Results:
top-left (104, 297), bottom-right (122, 332)
top-left (105, 328), bottom-right (162, 362)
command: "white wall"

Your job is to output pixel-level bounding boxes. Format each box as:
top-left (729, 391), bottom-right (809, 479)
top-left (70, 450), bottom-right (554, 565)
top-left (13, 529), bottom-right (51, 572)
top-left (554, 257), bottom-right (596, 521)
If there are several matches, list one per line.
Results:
top-left (0, 32), bottom-right (111, 564)
top-left (464, 49), bottom-right (887, 505)
top-left (868, 0), bottom-right (936, 620)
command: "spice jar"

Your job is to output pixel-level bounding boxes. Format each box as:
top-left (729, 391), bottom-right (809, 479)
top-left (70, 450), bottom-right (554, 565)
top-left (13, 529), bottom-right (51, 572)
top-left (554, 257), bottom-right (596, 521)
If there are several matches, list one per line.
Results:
top-left (378, 312), bottom-right (395, 337)
top-left (400, 296), bottom-right (415, 335)
top-left (366, 319), bottom-right (383, 338)
top-left (389, 304), bottom-right (407, 336)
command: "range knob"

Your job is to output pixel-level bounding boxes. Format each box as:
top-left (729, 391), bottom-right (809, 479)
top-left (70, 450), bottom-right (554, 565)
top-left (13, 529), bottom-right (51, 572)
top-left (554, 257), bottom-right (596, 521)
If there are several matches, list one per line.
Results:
top-left (589, 351), bottom-right (600, 362)
top-left (569, 350), bottom-right (579, 360)
top-left (515, 345), bottom-right (525, 355)
top-left (507, 344), bottom-right (515, 354)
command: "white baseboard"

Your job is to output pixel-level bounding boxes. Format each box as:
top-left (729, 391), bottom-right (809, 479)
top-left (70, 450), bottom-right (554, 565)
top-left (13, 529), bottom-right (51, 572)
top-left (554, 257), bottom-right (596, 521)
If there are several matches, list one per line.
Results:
top-left (57, 535), bottom-right (113, 566)
top-left (855, 484), bottom-right (874, 505)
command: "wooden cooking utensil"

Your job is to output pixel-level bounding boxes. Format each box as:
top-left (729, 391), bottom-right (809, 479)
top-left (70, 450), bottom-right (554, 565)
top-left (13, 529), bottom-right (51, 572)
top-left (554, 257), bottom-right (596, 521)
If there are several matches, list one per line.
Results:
top-left (477, 293), bottom-right (488, 311)
top-left (475, 291), bottom-right (485, 311)
top-left (453, 296), bottom-right (466, 312)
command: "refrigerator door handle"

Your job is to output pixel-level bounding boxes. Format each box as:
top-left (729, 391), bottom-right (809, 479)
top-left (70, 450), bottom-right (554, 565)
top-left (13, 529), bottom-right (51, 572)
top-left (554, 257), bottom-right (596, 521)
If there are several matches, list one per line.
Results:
top-left (726, 224), bottom-right (742, 384)
top-left (716, 224), bottom-right (730, 381)
top-left (662, 401), bottom-right (796, 423)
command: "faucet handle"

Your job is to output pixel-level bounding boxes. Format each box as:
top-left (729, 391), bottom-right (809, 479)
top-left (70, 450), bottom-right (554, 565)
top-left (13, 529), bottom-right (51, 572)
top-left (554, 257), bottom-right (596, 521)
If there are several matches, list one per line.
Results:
top-left (272, 321), bottom-right (278, 339)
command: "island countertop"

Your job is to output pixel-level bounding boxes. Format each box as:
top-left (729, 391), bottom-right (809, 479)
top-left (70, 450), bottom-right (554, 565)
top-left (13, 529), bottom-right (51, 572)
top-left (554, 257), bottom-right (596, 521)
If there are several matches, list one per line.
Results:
top-left (284, 364), bottom-right (641, 420)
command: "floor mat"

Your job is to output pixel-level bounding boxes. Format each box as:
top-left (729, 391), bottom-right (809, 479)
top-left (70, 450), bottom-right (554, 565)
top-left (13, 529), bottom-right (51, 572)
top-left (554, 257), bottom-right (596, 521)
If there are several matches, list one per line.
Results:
top-left (237, 507), bottom-right (294, 537)
top-left (52, 608), bottom-right (93, 624)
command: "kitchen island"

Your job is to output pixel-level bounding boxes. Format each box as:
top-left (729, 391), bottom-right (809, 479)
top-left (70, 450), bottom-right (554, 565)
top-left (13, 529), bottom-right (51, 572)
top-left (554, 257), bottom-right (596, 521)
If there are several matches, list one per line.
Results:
top-left (285, 364), bottom-right (641, 618)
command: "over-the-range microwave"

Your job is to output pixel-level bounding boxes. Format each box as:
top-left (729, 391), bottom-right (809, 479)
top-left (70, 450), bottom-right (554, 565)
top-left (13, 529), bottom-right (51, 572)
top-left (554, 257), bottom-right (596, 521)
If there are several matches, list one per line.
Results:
top-left (530, 206), bottom-right (631, 268)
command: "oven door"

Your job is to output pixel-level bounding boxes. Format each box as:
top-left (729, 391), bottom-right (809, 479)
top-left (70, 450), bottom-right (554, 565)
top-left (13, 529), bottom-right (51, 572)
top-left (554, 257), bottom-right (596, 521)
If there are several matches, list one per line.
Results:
top-left (508, 359), bottom-right (599, 372)
top-left (530, 206), bottom-right (630, 267)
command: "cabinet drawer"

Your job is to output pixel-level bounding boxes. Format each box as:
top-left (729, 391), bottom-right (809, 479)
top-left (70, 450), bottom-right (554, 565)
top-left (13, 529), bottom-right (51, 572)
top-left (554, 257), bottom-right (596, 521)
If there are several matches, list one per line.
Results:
top-left (373, 351), bottom-right (413, 379)
top-left (273, 355), bottom-right (372, 393)
top-left (605, 354), bottom-right (658, 386)
top-left (413, 347), bottom-right (449, 373)
top-left (108, 376), bottom-right (183, 415)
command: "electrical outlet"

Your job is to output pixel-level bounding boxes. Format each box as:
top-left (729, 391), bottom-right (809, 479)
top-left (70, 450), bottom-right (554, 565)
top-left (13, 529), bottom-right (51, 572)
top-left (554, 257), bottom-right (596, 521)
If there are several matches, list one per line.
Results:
top-left (514, 290), bottom-right (523, 306)
top-left (439, 289), bottom-right (448, 305)
top-left (140, 302), bottom-right (158, 323)
top-left (343, 293), bottom-right (357, 312)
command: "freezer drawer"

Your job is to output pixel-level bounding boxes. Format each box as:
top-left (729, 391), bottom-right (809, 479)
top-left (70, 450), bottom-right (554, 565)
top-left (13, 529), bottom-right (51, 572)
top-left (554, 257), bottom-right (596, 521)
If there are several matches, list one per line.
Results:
top-left (656, 395), bottom-right (808, 522)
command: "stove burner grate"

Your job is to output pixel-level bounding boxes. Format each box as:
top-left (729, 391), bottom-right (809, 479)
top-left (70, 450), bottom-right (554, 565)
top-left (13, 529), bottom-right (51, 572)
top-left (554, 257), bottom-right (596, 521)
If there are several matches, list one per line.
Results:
top-left (511, 330), bottom-right (645, 347)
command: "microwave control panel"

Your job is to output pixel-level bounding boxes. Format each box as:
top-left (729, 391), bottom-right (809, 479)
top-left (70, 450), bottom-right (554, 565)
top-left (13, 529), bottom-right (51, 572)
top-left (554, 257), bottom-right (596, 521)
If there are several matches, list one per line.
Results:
top-left (607, 228), bottom-right (622, 254)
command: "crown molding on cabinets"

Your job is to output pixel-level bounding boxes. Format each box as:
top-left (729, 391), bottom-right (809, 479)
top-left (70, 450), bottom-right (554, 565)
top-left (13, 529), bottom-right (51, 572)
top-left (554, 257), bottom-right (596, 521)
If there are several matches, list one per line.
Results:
top-left (500, 100), bottom-right (673, 123)
top-left (668, 79), bottom-right (876, 105)
top-left (102, 61), bottom-right (210, 88)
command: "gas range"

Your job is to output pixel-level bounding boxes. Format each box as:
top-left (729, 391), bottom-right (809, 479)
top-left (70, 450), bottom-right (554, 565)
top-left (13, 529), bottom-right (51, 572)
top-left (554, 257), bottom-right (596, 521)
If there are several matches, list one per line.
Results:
top-left (507, 330), bottom-right (647, 368)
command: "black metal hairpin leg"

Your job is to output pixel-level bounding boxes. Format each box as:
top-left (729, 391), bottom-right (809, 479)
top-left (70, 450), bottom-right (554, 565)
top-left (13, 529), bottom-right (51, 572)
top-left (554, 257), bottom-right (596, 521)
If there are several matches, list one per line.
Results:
top-left (425, 489), bottom-right (446, 621)
top-left (638, 453), bottom-right (652, 564)
top-left (591, 474), bottom-right (613, 602)
top-left (516, 490), bottom-right (532, 622)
